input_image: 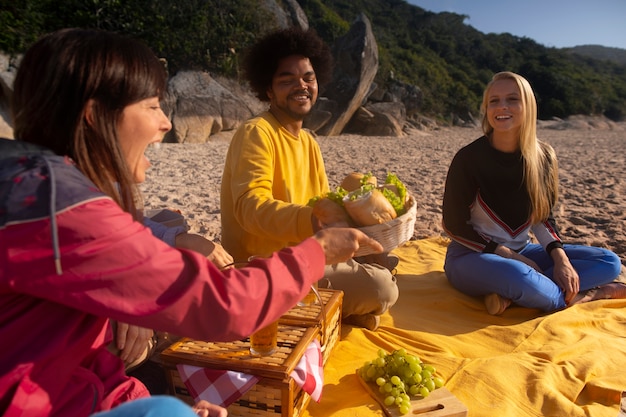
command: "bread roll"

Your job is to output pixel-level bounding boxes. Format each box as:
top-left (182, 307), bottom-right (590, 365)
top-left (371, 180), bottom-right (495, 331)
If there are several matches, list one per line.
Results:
top-left (340, 172), bottom-right (377, 192)
top-left (343, 188), bottom-right (397, 226)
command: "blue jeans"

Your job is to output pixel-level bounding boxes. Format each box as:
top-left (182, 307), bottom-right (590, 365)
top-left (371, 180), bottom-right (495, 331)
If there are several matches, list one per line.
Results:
top-left (91, 396), bottom-right (197, 417)
top-left (444, 241), bottom-right (622, 311)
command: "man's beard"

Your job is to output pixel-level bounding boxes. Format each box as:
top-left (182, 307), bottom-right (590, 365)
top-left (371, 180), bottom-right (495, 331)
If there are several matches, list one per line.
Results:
top-left (277, 95), bottom-right (316, 121)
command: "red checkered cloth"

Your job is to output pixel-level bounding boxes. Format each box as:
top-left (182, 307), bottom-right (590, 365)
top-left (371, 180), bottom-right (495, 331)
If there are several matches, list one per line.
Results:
top-left (290, 339), bottom-right (324, 402)
top-left (177, 364), bottom-right (260, 407)
top-left (177, 339), bottom-right (324, 407)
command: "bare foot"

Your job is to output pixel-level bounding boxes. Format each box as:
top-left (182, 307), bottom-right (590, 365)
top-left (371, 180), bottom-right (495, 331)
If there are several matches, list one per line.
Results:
top-left (484, 293), bottom-right (512, 315)
top-left (595, 282), bottom-right (626, 299)
top-left (571, 282), bottom-right (626, 305)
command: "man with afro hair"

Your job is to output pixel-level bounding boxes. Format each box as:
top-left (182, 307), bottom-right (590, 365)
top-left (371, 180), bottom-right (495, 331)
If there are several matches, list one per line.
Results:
top-left (220, 28), bottom-right (398, 331)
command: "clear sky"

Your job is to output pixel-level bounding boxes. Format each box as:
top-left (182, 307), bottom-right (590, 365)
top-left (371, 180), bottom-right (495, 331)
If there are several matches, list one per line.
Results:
top-left (406, 0), bottom-right (626, 50)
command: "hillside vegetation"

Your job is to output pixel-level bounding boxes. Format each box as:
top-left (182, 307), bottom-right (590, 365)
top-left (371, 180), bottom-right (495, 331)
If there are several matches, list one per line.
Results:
top-left (567, 45), bottom-right (626, 66)
top-left (1, 0), bottom-right (625, 122)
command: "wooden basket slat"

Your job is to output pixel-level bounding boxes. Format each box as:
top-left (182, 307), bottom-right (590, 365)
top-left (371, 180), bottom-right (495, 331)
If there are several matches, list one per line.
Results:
top-left (161, 325), bottom-right (317, 379)
top-left (160, 289), bottom-right (344, 417)
top-left (281, 289), bottom-right (342, 364)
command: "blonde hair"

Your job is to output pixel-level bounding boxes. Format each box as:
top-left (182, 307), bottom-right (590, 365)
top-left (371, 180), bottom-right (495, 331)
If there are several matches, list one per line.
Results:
top-left (480, 71), bottom-right (558, 223)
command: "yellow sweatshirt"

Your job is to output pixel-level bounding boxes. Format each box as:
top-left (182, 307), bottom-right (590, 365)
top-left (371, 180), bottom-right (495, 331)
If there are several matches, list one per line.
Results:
top-left (221, 112), bottom-right (329, 261)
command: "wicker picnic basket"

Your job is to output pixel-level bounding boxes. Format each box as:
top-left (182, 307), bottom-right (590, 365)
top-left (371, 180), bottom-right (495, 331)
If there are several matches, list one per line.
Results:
top-left (161, 324), bottom-right (317, 417)
top-left (279, 288), bottom-right (342, 365)
top-left (353, 194), bottom-right (417, 257)
top-left (159, 289), bottom-right (343, 417)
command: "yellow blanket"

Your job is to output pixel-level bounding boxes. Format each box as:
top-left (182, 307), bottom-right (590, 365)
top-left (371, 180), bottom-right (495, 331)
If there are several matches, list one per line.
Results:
top-left (304, 237), bottom-right (626, 417)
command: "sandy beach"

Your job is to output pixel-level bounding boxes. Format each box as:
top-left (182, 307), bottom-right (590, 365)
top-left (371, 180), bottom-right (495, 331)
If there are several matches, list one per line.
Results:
top-left (141, 126), bottom-right (626, 264)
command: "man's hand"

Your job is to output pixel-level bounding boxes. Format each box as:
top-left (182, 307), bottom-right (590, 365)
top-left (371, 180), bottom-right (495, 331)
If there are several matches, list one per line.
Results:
top-left (313, 227), bottom-right (383, 265)
top-left (311, 198), bottom-right (351, 231)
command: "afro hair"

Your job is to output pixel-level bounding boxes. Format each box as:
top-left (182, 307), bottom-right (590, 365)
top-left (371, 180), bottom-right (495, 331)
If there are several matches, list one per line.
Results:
top-left (243, 27), bottom-right (333, 102)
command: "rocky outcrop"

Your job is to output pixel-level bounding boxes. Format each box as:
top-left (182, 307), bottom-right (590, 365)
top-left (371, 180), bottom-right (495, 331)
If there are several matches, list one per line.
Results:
top-left (0, 5), bottom-right (427, 141)
top-left (315, 13), bottom-right (379, 136)
top-left (0, 107), bottom-right (12, 139)
top-left (369, 78), bottom-right (423, 119)
top-left (303, 99), bottom-right (334, 132)
top-left (539, 115), bottom-right (625, 131)
top-left (163, 71), bottom-right (264, 143)
top-left (0, 53), bottom-right (16, 139)
top-left (0, 4), bottom-right (423, 140)
top-left (343, 102), bottom-right (406, 136)
top-left (263, 0), bottom-right (309, 30)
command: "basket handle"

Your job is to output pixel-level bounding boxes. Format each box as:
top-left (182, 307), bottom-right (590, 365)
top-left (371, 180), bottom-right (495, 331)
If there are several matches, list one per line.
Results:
top-left (310, 285), bottom-right (327, 352)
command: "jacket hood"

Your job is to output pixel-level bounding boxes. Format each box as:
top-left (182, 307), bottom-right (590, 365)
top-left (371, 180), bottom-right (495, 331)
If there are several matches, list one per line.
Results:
top-left (0, 137), bottom-right (109, 274)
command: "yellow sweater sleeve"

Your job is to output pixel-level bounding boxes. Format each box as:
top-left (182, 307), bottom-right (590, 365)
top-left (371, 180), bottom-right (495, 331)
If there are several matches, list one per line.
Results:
top-left (221, 113), bottom-right (329, 261)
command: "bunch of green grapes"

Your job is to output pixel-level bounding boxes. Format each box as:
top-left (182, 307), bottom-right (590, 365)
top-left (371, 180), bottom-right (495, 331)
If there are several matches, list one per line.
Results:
top-left (358, 348), bottom-right (444, 415)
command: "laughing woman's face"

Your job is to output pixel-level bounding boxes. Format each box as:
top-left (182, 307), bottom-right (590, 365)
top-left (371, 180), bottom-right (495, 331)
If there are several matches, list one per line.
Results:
top-left (486, 78), bottom-right (523, 135)
top-left (117, 97), bottom-right (172, 183)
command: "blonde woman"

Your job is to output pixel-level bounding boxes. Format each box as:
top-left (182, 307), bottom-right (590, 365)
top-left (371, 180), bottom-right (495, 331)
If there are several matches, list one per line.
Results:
top-left (442, 71), bottom-right (623, 315)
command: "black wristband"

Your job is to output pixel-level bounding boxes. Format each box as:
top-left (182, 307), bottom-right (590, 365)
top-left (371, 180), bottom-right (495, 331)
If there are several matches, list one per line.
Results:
top-left (546, 241), bottom-right (563, 254)
top-left (483, 240), bottom-right (499, 254)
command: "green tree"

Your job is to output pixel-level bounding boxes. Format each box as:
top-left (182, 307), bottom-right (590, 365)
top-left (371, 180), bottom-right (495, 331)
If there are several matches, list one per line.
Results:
top-left (2, 0), bottom-right (625, 121)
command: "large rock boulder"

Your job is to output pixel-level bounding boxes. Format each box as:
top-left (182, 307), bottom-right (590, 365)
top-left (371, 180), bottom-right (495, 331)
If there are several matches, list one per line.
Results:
top-left (283, 0), bottom-right (310, 30)
top-left (0, 53), bottom-right (16, 139)
top-left (303, 100), bottom-right (334, 132)
top-left (316, 13), bottom-right (378, 136)
top-left (0, 106), bottom-right (13, 139)
top-left (369, 78), bottom-right (423, 119)
top-left (344, 102), bottom-right (406, 136)
top-left (344, 102), bottom-right (406, 137)
top-left (163, 71), bottom-right (263, 143)
top-left (263, 0), bottom-right (309, 30)
top-left (540, 115), bottom-right (625, 131)
top-left (0, 81), bottom-right (13, 138)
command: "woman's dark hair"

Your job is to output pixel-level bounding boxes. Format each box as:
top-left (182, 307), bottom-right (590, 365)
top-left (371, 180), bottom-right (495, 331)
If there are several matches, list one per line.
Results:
top-left (12, 28), bottom-right (168, 217)
top-left (243, 28), bottom-right (333, 101)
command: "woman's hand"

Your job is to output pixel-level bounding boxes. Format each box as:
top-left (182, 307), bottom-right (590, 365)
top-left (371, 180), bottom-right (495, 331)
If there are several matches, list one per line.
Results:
top-left (113, 322), bottom-right (153, 365)
top-left (192, 400), bottom-right (228, 417)
top-left (495, 245), bottom-right (542, 272)
top-left (313, 227), bottom-right (383, 265)
top-left (205, 243), bottom-right (234, 268)
top-left (550, 248), bottom-right (580, 305)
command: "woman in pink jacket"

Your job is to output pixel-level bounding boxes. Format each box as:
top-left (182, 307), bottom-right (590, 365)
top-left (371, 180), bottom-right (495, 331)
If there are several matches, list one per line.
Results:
top-left (0, 28), bottom-right (382, 417)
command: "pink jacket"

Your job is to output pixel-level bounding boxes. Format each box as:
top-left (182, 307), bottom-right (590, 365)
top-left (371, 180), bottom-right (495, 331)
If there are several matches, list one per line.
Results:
top-left (0, 138), bottom-right (325, 416)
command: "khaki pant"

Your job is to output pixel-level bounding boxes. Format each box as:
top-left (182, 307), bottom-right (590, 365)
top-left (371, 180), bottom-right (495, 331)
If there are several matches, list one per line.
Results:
top-left (321, 259), bottom-right (399, 319)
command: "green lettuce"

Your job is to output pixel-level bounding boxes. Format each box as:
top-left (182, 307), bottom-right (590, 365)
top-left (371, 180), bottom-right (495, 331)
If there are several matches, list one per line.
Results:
top-left (307, 187), bottom-right (349, 207)
top-left (383, 173), bottom-right (408, 216)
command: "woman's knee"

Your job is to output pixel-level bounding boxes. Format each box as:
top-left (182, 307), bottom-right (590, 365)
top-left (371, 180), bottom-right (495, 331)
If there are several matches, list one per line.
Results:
top-left (603, 250), bottom-right (623, 278)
